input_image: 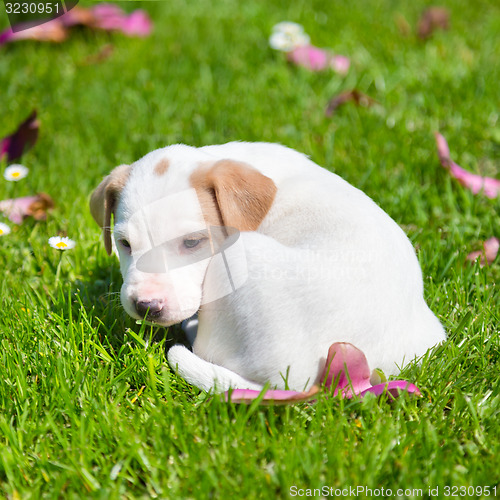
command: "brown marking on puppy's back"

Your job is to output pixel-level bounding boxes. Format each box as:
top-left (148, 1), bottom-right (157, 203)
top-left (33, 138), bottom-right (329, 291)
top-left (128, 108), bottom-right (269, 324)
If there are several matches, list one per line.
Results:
top-left (154, 159), bottom-right (170, 176)
top-left (190, 159), bottom-right (276, 231)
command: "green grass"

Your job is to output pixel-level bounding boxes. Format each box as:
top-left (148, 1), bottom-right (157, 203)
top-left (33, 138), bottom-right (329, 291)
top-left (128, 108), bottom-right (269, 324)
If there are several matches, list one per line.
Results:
top-left (1, 0), bottom-right (499, 497)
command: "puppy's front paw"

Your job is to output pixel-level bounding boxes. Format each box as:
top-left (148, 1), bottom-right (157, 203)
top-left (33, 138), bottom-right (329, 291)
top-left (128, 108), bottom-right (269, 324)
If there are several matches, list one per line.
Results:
top-left (167, 344), bottom-right (263, 393)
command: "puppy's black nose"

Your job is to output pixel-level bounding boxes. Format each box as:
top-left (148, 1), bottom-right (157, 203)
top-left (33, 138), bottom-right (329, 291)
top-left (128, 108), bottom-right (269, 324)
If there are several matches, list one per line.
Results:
top-left (135, 299), bottom-right (163, 319)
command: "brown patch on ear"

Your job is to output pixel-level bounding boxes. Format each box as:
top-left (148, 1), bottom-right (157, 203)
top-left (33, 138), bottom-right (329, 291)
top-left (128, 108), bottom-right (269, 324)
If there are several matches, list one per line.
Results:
top-left (190, 168), bottom-right (224, 228)
top-left (153, 159), bottom-right (170, 176)
top-left (190, 159), bottom-right (277, 231)
top-left (90, 164), bottom-right (131, 255)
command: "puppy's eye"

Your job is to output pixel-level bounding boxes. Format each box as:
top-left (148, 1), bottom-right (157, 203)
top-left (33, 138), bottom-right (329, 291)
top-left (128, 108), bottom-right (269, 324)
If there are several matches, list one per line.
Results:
top-left (183, 238), bottom-right (202, 249)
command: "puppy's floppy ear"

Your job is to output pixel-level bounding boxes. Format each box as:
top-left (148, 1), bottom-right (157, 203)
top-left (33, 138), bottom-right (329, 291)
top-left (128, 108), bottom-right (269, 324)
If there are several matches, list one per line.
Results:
top-left (191, 159), bottom-right (277, 231)
top-left (90, 164), bottom-right (131, 255)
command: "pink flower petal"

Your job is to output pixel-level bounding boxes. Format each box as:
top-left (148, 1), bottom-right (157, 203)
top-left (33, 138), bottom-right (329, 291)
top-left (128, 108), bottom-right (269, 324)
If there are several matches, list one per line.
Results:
top-left (59, 6), bottom-right (96, 27)
top-left (321, 342), bottom-right (372, 395)
top-left (287, 45), bottom-right (350, 74)
top-left (467, 237), bottom-right (499, 266)
top-left (0, 110), bottom-right (39, 162)
top-left (91, 4), bottom-right (152, 37)
top-left (91, 4), bottom-right (126, 31)
top-left (361, 380), bottom-right (421, 398)
top-left (0, 19), bottom-right (67, 45)
top-left (225, 386), bottom-right (320, 405)
top-left (331, 55), bottom-right (350, 75)
top-left (434, 132), bottom-right (500, 199)
top-left (288, 45), bottom-right (328, 70)
top-left (0, 4), bottom-right (152, 44)
top-left (483, 237), bottom-right (499, 262)
top-left (0, 193), bottom-right (54, 224)
top-left (225, 342), bottom-right (420, 405)
top-left (121, 10), bottom-right (152, 37)
top-left (434, 131), bottom-right (451, 166)
top-left (91, 3), bottom-right (124, 19)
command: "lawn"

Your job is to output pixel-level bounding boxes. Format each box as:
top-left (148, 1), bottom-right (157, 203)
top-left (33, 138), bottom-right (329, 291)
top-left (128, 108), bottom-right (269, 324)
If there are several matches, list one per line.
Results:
top-left (0, 0), bottom-right (499, 498)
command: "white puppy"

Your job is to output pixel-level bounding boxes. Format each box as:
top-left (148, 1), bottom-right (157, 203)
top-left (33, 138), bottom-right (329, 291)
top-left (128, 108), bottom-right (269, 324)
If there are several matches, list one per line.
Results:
top-left (90, 142), bottom-right (445, 392)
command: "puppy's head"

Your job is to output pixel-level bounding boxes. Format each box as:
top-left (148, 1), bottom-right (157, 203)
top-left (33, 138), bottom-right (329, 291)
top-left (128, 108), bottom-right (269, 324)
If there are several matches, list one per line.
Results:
top-left (90, 146), bottom-right (276, 326)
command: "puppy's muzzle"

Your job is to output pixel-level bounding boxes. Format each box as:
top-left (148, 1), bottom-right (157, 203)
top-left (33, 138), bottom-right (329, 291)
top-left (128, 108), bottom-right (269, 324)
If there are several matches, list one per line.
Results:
top-left (135, 299), bottom-right (163, 320)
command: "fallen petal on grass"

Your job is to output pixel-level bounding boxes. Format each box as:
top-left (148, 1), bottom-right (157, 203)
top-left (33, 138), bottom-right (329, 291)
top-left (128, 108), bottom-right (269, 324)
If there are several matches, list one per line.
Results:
top-left (59, 6), bottom-right (96, 27)
top-left (0, 111), bottom-right (39, 162)
top-left (0, 19), bottom-right (68, 45)
top-left (226, 386), bottom-right (320, 405)
top-left (288, 45), bottom-right (328, 70)
top-left (120, 10), bottom-right (153, 37)
top-left (225, 342), bottom-right (420, 404)
top-left (288, 45), bottom-right (350, 74)
top-left (360, 380), bottom-right (421, 398)
top-left (434, 132), bottom-right (500, 198)
top-left (0, 193), bottom-right (54, 224)
top-left (0, 4), bottom-right (152, 45)
top-left (331, 55), bottom-right (351, 75)
top-left (417, 7), bottom-right (450, 39)
top-left (91, 4), bottom-right (153, 37)
top-left (467, 237), bottom-right (499, 266)
top-left (326, 89), bottom-right (377, 116)
top-left (81, 44), bottom-right (114, 65)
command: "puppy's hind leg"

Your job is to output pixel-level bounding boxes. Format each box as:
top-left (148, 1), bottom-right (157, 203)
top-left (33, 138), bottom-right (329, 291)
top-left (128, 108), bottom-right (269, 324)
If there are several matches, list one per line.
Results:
top-left (167, 344), bottom-right (263, 393)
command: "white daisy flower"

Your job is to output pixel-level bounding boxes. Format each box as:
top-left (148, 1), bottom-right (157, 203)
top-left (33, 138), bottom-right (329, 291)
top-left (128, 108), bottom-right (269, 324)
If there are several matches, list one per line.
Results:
top-left (270, 21), bottom-right (310, 52)
top-left (272, 21), bottom-right (305, 37)
top-left (0, 222), bottom-right (11, 236)
top-left (48, 236), bottom-right (76, 250)
top-left (4, 164), bottom-right (29, 182)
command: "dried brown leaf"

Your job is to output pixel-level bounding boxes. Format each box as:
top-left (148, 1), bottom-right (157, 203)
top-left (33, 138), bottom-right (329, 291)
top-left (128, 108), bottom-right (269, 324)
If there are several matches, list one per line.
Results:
top-left (417, 7), bottom-right (450, 39)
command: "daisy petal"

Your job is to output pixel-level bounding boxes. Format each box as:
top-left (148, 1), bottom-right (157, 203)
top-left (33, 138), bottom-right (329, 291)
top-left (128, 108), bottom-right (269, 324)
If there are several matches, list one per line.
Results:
top-left (269, 32), bottom-right (296, 52)
top-left (269, 31), bottom-right (309, 52)
top-left (3, 164), bottom-right (29, 182)
top-left (48, 236), bottom-right (76, 250)
top-left (272, 21), bottom-right (306, 37)
top-left (0, 222), bottom-right (11, 236)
